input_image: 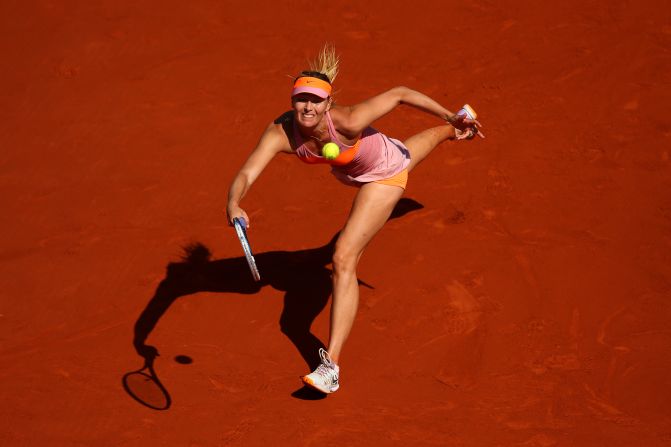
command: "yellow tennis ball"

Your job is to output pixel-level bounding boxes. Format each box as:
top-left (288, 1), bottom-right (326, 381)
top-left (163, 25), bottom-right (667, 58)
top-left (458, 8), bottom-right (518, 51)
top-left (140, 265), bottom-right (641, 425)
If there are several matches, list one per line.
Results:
top-left (322, 142), bottom-right (340, 160)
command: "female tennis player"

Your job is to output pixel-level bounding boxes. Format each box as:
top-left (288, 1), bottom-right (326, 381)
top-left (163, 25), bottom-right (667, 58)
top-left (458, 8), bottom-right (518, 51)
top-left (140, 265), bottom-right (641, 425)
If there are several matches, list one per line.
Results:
top-left (226, 45), bottom-right (483, 394)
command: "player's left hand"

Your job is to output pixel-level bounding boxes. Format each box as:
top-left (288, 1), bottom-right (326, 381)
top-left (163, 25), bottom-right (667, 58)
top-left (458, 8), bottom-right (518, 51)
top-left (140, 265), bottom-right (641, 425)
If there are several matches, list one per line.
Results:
top-left (450, 114), bottom-right (485, 139)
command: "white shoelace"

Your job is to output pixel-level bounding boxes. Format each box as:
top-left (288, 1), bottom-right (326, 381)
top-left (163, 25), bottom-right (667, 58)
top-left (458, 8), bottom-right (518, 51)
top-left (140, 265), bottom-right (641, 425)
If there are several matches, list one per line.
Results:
top-left (315, 348), bottom-right (338, 380)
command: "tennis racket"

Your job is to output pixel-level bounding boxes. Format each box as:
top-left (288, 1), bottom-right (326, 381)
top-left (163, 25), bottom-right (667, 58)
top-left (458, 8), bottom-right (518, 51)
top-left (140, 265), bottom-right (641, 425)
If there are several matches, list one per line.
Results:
top-left (233, 217), bottom-right (261, 282)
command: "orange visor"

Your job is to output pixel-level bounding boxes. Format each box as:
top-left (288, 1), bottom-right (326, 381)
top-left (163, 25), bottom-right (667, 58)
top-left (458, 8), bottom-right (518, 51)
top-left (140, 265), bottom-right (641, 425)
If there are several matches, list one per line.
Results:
top-left (292, 76), bottom-right (332, 99)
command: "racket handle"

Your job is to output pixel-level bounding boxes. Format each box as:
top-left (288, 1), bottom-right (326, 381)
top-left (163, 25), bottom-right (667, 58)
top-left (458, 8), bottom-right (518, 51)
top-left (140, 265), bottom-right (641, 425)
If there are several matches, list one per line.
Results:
top-left (233, 217), bottom-right (248, 229)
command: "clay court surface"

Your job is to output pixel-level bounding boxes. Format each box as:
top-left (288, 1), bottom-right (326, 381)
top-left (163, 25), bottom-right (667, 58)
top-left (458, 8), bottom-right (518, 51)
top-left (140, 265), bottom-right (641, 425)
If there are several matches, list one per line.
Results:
top-left (2, 1), bottom-right (671, 445)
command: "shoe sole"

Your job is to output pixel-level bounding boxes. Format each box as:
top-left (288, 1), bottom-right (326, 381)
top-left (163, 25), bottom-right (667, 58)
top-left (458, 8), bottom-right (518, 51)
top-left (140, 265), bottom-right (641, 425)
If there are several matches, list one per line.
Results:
top-left (458, 104), bottom-right (477, 120)
top-left (301, 376), bottom-right (339, 394)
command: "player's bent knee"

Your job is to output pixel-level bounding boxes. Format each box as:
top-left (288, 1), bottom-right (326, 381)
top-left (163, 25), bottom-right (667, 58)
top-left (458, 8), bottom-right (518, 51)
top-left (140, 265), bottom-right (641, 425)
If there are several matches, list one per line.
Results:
top-left (332, 249), bottom-right (358, 275)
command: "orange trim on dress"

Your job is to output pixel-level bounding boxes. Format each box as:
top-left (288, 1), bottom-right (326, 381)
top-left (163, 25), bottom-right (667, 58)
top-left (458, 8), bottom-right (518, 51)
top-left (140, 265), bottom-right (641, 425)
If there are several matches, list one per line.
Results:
top-left (296, 140), bottom-right (360, 166)
top-left (328, 140), bottom-right (359, 166)
top-left (373, 168), bottom-right (408, 189)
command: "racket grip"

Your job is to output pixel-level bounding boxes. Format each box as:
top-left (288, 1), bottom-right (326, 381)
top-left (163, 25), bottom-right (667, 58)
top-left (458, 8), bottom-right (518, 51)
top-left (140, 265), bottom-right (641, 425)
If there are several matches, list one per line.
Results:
top-left (233, 217), bottom-right (248, 229)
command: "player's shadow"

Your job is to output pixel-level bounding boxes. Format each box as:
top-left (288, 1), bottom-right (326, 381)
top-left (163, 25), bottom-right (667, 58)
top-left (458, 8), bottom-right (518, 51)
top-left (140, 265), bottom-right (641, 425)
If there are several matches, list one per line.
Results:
top-left (130, 198), bottom-right (423, 402)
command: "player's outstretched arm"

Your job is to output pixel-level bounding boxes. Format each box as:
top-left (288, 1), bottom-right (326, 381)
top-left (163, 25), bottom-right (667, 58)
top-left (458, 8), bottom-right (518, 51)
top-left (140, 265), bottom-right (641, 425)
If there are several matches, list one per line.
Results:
top-left (331, 86), bottom-right (482, 137)
top-left (226, 123), bottom-right (289, 226)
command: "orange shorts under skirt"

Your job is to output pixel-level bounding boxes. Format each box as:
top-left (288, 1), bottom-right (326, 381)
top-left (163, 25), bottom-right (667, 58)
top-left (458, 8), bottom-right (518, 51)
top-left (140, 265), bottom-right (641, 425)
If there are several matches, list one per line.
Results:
top-left (373, 168), bottom-right (408, 190)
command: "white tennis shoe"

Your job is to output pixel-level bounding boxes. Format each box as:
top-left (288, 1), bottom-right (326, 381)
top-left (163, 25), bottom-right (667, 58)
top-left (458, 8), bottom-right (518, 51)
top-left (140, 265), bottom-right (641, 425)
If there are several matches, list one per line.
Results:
top-left (302, 348), bottom-right (340, 394)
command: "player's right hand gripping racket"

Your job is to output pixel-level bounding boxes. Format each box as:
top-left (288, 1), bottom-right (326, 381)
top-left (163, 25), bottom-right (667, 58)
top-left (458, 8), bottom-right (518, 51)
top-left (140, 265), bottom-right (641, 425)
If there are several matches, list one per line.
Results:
top-left (233, 217), bottom-right (261, 282)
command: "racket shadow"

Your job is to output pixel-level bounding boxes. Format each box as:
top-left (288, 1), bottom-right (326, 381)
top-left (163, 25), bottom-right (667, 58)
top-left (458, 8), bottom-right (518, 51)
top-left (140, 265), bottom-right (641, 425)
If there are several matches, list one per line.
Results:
top-left (122, 354), bottom-right (171, 410)
top-left (128, 198), bottom-right (424, 405)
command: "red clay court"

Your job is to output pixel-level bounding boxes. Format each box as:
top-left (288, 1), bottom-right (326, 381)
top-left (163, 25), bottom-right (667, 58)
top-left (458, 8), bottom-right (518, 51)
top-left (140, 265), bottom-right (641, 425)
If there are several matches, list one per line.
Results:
top-left (2, 1), bottom-right (670, 445)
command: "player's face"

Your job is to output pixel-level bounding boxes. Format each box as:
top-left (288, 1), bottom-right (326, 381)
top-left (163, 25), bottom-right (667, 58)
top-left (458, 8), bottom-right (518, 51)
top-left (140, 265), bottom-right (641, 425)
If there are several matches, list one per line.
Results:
top-left (292, 93), bottom-right (331, 128)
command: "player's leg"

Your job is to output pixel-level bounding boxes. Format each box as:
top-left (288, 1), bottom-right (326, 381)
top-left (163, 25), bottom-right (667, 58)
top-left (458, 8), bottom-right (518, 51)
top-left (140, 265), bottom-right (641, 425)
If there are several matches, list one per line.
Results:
top-left (403, 125), bottom-right (456, 172)
top-left (302, 182), bottom-right (404, 393)
top-left (328, 181), bottom-right (405, 362)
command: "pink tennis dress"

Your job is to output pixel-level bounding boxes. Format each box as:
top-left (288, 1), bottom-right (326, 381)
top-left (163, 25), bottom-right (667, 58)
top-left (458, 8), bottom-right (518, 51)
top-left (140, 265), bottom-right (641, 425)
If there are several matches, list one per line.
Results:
top-left (293, 111), bottom-right (411, 186)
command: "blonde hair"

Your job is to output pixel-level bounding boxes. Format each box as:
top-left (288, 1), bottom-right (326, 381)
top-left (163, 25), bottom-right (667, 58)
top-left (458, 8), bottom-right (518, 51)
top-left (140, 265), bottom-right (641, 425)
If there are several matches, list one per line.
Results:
top-left (306, 43), bottom-right (339, 83)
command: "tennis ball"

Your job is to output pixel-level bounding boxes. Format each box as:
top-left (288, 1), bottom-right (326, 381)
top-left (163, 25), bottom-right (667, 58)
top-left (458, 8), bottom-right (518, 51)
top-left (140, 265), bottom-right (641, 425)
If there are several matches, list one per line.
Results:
top-left (322, 142), bottom-right (340, 160)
